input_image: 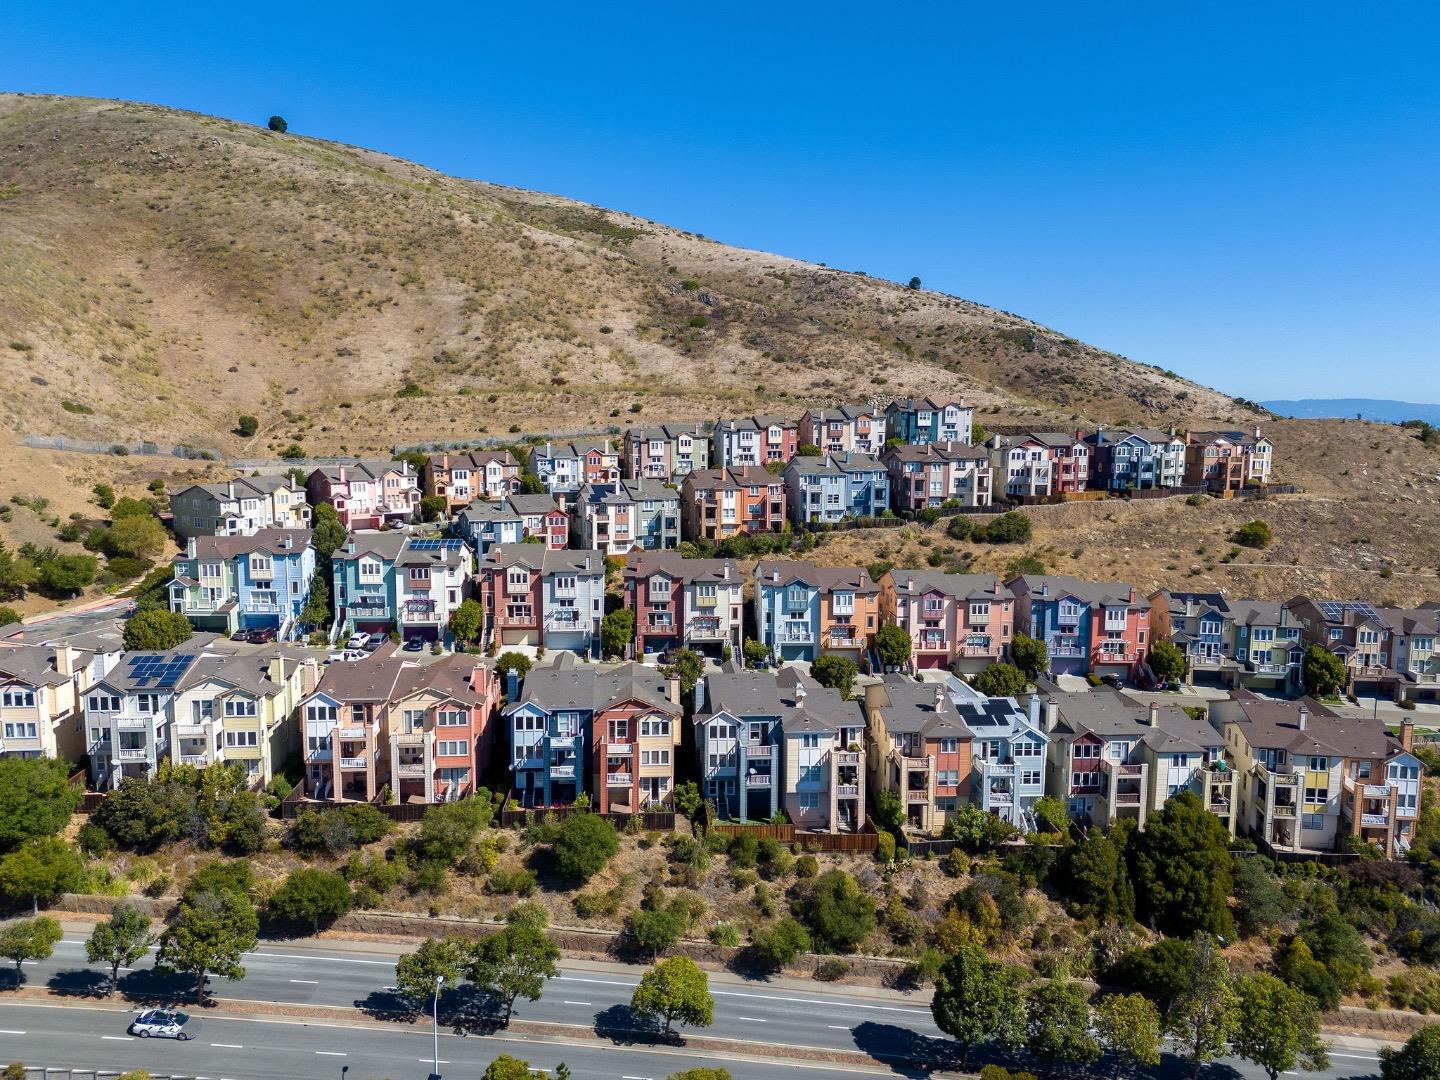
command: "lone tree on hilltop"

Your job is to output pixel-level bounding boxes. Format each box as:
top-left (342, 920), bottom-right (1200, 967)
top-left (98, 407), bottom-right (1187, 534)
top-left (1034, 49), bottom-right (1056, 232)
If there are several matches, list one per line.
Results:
top-left (267, 116), bottom-right (287, 133)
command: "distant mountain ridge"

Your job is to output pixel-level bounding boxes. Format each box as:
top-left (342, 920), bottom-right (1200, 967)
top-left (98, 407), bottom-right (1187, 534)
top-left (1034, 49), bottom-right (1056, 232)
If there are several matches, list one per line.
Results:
top-left (1261, 399), bottom-right (1440, 424)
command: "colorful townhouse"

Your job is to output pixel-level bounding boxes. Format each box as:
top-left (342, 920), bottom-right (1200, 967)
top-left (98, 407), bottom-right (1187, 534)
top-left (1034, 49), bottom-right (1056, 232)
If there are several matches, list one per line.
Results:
top-left (622, 552), bottom-right (743, 660)
top-left (170, 475), bottom-right (312, 542)
top-left (797, 404), bottom-right (887, 456)
top-left (881, 442), bottom-right (994, 511)
top-left (88, 645), bottom-right (315, 790)
top-left (880, 571), bottom-right (1014, 674)
top-left (1213, 692), bottom-right (1421, 857)
top-left (1008, 575), bottom-right (1149, 678)
top-left (680, 467), bottom-right (787, 541)
top-left (710, 416), bottom-right (799, 468)
top-left (945, 677), bottom-right (1049, 832)
top-left (457, 495), bottom-right (569, 555)
top-left (330, 532), bottom-right (407, 639)
top-left (1148, 590), bottom-right (1238, 687)
top-left (986, 432), bottom-right (1091, 499)
top-left (782, 453), bottom-right (890, 525)
top-left (884, 396), bottom-right (974, 446)
top-left (330, 535), bottom-right (471, 644)
top-left (623, 425), bottom-right (711, 482)
top-left (306, 460), bottom-right (421, 530)
top-left (1286, 598), bottom-right (1392, 699)
top-left (1183, 427), bottom-right (1273, 493)
top-left (753, 561), bottom-right (879, 664)
top-left (863, 676), bottom-right (973, 833)
top-left (477, 546), bottom-right (606, 654)
top-left (570, 480), bottom-right (681, 555)
top-left (1228, 600), bottom-right (1306, 694)
top-left (0, 640), bottom-right (119, 762)
top-left (1084, 428), bottom-right (1187, 492)
top-left (169, 530), bottom-right (316, 639)
top-left (1379, 608), bottom-right (1440, 705)
top-left (1038, 432), bottom-right (1091, 494)
top-left (1038, 682), bottom-right (1231, 833)
top-left (529, 439), bottom-right (622, 497)
top-left (423, 450), bottom-right (520, 511)
top-left (502, 653), bottom-right (683, 811)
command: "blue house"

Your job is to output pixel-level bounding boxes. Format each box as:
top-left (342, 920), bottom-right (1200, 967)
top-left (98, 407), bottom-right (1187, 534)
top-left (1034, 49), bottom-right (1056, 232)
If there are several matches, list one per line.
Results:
top-left (169, 529), bottom-right (316, 639)
top-left (782, 453), bottom-right (889, 526)
top-left (945, 676), bottom-right (1051, 831)
top-left (455, 499), bottom-right (526, 556)
top-left (693, 669), bottom-right (783, 822)
top-left (883, 396), bottom-right (974, 446)
top-left (1008, 574), bottom-right (1148, 678)
top-left (329, 532), bottom-right (407, 638)
top-left (1084, 428), bottom-right (1187, 492)
top-left (753, 560), bottom-right (879, 663)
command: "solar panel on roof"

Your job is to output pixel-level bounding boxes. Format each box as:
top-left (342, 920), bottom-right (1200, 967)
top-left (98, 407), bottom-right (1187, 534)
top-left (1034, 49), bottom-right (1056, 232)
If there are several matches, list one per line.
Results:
top-left (156, 654), bottom-right (196, 688)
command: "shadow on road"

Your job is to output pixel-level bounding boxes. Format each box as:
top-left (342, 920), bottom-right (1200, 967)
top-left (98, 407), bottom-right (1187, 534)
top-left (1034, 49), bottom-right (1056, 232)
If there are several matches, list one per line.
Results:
top-left (594, 1002), bottom-right (670, 1046)
top-left (354, 987), bottom-right (419, 1022)
top-left (45, 968), bottom-right (112, 999)
top-left (115, 967), bottom-right (195, 1006)
top-left (851, 1020), bottom-right (959, 1076)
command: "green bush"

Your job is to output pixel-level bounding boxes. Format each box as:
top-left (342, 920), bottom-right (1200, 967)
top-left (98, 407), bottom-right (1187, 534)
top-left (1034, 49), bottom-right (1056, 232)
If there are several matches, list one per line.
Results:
top-left (486, 867), bottom-right (537, 897)
top-left (1232, 519), bottom-right (1272, 549)
top-left (552, 813), bottom-right (619, 883)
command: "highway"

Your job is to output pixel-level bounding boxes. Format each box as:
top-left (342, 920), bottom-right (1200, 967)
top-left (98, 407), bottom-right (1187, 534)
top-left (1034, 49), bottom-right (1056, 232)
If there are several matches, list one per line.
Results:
top-left (0, 935), bottom-right (1395, 1079)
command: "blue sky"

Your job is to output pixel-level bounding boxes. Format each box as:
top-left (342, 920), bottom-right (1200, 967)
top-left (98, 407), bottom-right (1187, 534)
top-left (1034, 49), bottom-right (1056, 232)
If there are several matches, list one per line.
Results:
top-left (5, 2), bottom-right (1438, 401)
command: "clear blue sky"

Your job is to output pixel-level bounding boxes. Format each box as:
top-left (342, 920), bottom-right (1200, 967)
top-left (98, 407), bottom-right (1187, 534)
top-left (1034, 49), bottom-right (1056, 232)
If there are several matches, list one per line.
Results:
top-left (6, 2), bottom-right (1438, 401)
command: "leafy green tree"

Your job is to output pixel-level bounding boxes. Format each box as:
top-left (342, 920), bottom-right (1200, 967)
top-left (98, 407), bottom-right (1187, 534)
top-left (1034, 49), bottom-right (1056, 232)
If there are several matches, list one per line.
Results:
top-left (496, 651), bottom-right (533, 686)
top-left (1148, 639), bottom-right (1188, 683)
top-left (1276, 936), bottom-right (1339, 1010)
top-left (0, 916), bottom-right (61, 989)
top-left (0, 757), bottom-right (82, 851)
top-left (1010, 633), bottom-right (1048, 681)
top-left (288, 803), bottom-right (391, 856)
top-left (630, 956), bottom-right (713, 1035)
top-left (874, 624), bottom-right (911, 669)
top-left (628, 906), bottom-right (685, 960)
top-left (946, 515), bottom-right (973, 541)
top-left (310, 502), bottom-right (347, 559)
top-left (1106, 939), bottom-right (1196, 1008)
top-left (742, 638), bottom-right (768, 667)
top-left (796, 443), bottom-right (822, 457)
top-left (1231, 974), bottom-right (1328, 1080)
top-left (552, 813), bottom-right (618, 883)
top-left (0, 606), bottom-right (18, 628)
top-left (236, 415), bottom-right (259, 437)
top-left (395, 936), bottom-right (464, 1008)
top-left (1131, 791), bottom-right (1234, 938)
top-left (666, 1071), bottom-right (731, 1080)
top-left (267, 868), bottom-right (353, 933)
top-left (0, 545), bottom-right (39, 601)
top-left (1232, 857), bottom-right (1290, 937)
top-left (156, 885), bottom-right (259, 1002)
top-left (122, 608), bottom-right (193, 651)
top-left (930, 942), bottom-right (1026, 1066)
top-left (86, 903), bottom-right (153, 994)
top-left (448, 598), bottom-right (484, 645)
top-left (671, 782), bottom-right (701, 821)
top-left (0, 837), bottom-right (83, 913)
top-left (1026, 978), bottom-right (1101, 1071)
top-left (871, 789), bottom-right (905, 836)
top-left (109, 498), bottom-right (154, 521)
top-left (482, 1054), bottom-right (532, 1080)
top-left (1165, 935), bottom-right (1235, 1077)
top-left (1302, 644), bottom-right (1346, 697)
top-left (751, 917), bottom-right (811, 970)
top-left (518, 473), bottom-right (547, 495)
top-left (411, 796), bottom-right (491, 865)
top-left (39, 554), bottom-right (97, 595)
top-left (941, 804), bottom-right (1019, 850)
top-left (419, 494), bottom-right (447, 522)
top-left (299, 574), bottom-right (329, 629)
top-left (105, 515), bottom-right (166, 561)
top-left (1232, 519), bottom-right (1272, 549)
top-left (1382, 1025), bottom-right (1440, 1080)
top-left (800, 869), bottom-right (876, 953)
top-left (92, 483), bottom-right (116, 509)
top-left (267, 115), bottom-right (287, 133)
top-left (1061, 832), bottom-right (1134, 922)
top-left (972, 662), bottom-right (1027, 697)
top-left (809, 655), bottom-right (858, 699)
top-left (467, 923), bottom-right (560, 1024)
top-left (664, 648), bottom-right (703, 695)
top-left (977, 511), bottom-right (1032, 543)
top-left (1094, 993), bottom-right (1161, 1079)
top-left (600, 607), bottom-right (634, 658)
top-left (1031, 796), bottom-right (1068, 836)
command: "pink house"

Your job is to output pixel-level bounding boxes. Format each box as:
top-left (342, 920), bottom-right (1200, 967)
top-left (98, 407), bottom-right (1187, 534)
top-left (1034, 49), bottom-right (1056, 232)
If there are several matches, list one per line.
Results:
top-left (880, 571), bottom-right (1015, 674)
top-left (307, 460), bottom-right (421, 530)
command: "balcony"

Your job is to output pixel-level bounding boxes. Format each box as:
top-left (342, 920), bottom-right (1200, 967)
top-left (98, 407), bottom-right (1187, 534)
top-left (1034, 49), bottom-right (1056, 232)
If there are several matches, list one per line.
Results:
top-left (395, 762), bottom-right (428, 779)
top-left (606, 772), bottom-right (632, 786)
top-left (606, 743), bottom-right (633, 756)
top-left (1361, 812), bottom-right (1391, 827)
top-left (337, 726), bottom-right (367, 740)
top-left (173, 723), bottom-right (209, 738)
top-left (905, 790), bottom-right (929, 804)
top-left (550, 735), bottom-right (580, 748)
top-left (546, 611), bottom-right (582, 628)
top-left (957, 643), bottom-right (996, 657)
top-left (901, 755), bottom-right (931, 770)
top-left (779, 625), bottom-right (814, 644)
top-left (986, 788), bottom-right (1014, 806)
top-left (178, 753), bottom-right (211, 767)
top-left (114, 747), bottom-right (150, 762)
top-left (307, 748), bottom-right (333, 762)
top-left (1272, 803), bottom-right (1297, 819)
top-left (496, 614), bottom-right (537, 628)
top-left (979, 760), bottom-right (1016, 777)
top-left (687, 617), bottom-right (724, 639)
top-left (1102, 760), bottom-right (1145, 776)
top-left (745, 744), bottom-right (776, 760)
top-left (916, 638), bottom-right (949, 652)
top-left (836, 783), bottom-right (859, 798)
top-left (115, 717), bottom-right (150, 731)
top-left (339, 755), bottom-right (369, 769)
top-left (394, 732), bottom-right (426, 746)
top-left (550, 764), bottom-right (576, 779)
top-left (1112, 791), bottom-right (1142, 806)
top-left (744, 773), bottom-right (773, 789)
top-left (1343, 775), bottom-right (1392, 798)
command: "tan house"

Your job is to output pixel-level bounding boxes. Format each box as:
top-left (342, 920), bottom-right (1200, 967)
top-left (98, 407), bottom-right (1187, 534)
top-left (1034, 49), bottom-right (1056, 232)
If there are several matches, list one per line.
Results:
top-left (863, 676), bottom-right (974, 834)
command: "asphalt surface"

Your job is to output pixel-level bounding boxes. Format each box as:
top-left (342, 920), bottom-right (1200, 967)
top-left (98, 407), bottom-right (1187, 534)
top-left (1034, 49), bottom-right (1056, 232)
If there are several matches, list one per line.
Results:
top-left (0, 936), bottom-right (1395, 1080)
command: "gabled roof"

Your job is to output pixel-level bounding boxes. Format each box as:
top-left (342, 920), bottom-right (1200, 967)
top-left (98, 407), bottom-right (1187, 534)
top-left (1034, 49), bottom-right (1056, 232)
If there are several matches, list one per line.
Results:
top-left (886, 396), bottom-right (971, 413)
top-left (881, 441), bottom-right (988, 463)
top-left (482, 547), bottom-right (603, 574)
top-left (186, 529), bottom-right (312, 560)
top-left (332, 531), bottom-right (409, 563)
top-left (623, 551), bottom-right (738, 586)
top-left (174, 475), bottom-right (302, 502)
top-left (755, 560), bottom-right (878, 597)
top-left (531, 439), bottom-right (619, 461)
top-left (803, 403), bottom-right (881, 423)
top-left (1377, 608), bottom-right (1440, 637)
top-left (506, 494), bottom-right (567, 517)
top-left (787, 453), bottom-right (886, 477)
top-left (889, 571), bottom-right (1011, 602)
top-left (575, 480), bottom-right (679, 508)
top-left (0, 644), bottom-right (80, 688)
top-left (866, 675), bottom-right (972, 738)
top-left (626, 424), bottom-right (709, 442)
top-left (682, 466), bottom-right (782, 491)
top-left (312, 460), bottom-right (416, 483)
top-left (1036, 680), bottom-right (1216, 752)
top-left (1009, 574), bottom-right (1141, 607)
top-left (506, 659), bottom-right (678, 715)
top-left (426, 450), bottom-right (517, 470)
top-left (1223, 689), bottom-right (1395, 759)
top-left (714, 415), bottom-right (798, 433)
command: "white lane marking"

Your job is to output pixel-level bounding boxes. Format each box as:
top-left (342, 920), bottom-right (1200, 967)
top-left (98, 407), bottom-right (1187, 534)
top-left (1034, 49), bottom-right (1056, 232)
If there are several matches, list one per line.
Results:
top-left (562, 1000), bottom-right (593, 1006)
top-left (0, 1030), bottom-right (25, 1035)
top-left (556, 974), bottom-right (932, 1016)
top-left (289, 979), bottom-right (320, 984)
top-left (315, 1050), bottom-right (347, 1056)
top-left (621, 1075), bottom-right (653, 1080)
top-left (737, 1016), bottom-right (767, 1022)
top-left (827, 1024), bottom-right (851, 1030)
top-left (101, 1035), bottom-right (133, 1041)
top-left (211, 1042), bottom-right (244, 1048)
top-left (1328, 1052), bottom-right (1381, 1061)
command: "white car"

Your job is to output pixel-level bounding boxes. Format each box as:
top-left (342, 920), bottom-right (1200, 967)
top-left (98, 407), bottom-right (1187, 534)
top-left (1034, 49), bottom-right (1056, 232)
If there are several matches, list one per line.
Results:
top-left (326, 649), bottom-right (366, 664)
top-left (130, 1008), bottom-right (195, 1040)
top-left (345, 632), bottom-right (371, 650)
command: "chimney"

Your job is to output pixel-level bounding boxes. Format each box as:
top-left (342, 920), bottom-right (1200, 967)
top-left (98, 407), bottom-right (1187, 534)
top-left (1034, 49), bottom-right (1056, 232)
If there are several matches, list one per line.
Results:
top-left (282, 535), bottom-right (293, 550)
top-left (1026, 693), bottom-right (1040, 726)
top-left (583, 555), bottom-right (591, 572)
top-left (227, 481), bottom-right (235, 500)
top-left (794, 682), bottom-right (807, 704)
top-left (506, 667), bottom-right (520, 703)
top-left (1045, 698), bottom-right (1059, 732)
top-left (1147, 701), bottom-right (1159, 727)
top-left (693, 676), bottom-right (707, 712)
top-left (1254, 425), bottom-right (1262, 440)
top-left (1297, 703), bottom-right (1309, 731)
top-left (934, 685), bottom-right (946, 711)
top-left (722, 564), bottom-right (730, 581)
top-left (338, 465), bottom-right (346, 483)
top-left (1040, 582), bottom-right (1049, 597)
top-left (906, 575), bottom-right (915, 592)
top-left (55, 644), bottom-right (76, 678)
top-left (1401, 719), bottom-right (1414, 752)
top-left (186, 537), bottom-right (197, 559)
top-left (267, 655), bottom-right (285, 685)
top-left (771, 566), bottom-right (780, 583)
top-left (668, 675), bottom-right (681, 706)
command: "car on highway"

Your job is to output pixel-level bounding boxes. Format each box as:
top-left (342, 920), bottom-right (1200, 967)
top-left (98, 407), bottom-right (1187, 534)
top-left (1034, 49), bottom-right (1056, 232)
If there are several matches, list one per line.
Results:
top-left (346, 632), bottom-right (371, 650)
top-left (129, 1008), bottom-right (196, 1040)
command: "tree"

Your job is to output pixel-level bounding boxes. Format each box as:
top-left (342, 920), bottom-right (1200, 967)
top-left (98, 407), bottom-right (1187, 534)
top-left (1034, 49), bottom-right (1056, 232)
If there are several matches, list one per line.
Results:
top-left (1093, 993), bottom-right (1161, 1079)
top-left (667, 1071), bottom-right (731, 1080)
top-left (1303, 645), bottom-right (1346, 698)
top-left (395, 936), bottom-right (464, 1008)
top-left (1031, 796), bottom-right (1068, 836)
top-left (941, 803), bottom-right (1019, 850)
top-left (420, 494), bottom-right (447, 523)
top-left (1165, 935), bottom-right (1235, 1078)
top-left (1026, 978), bottom-right (1101, 1071)
top-left (0, 757), bottom-right (82, 851)
top-left (0, 916), bottom-right (61, 989)
top-left (1231, 974), bottom-right (1328, 1080)
top-left (907, 276), bottom-right (922, 290)
top-left (977, 511), bottom-right (1032, 543)
top-left (496, 651), bottom-right (533, 686)
top-left (156, 886), bottom-right (259, 1002)
top-left (0, 607), bottom-right (17, 628)
top-left (92, 482), bottom-right (116, 509)
top-left (299, 574), bottom-right (330, 629)
top-left (123, 608), bottom-right (193, 651)
top-left (627, 906), bottom-right (685, 960)
top-left (552, 813), bottom-right (618, 883)
top-left (1106, 938), bottom-right (1196, 1008)
top-left (1231, 856), bottom-right (1290, 937)
top-left (742, 638), bottom-right (768, 667)
top-left (467, 923), bottom-right (559, 1024)
top-left (449, 598), bottom-right (484, 645)
top-left (1382, 1025), bottom-right (1440, 1080)
top-left (600, 607), bottom-right (634, 658)
top-left (1148, 639), bottom-right (1188, 684)
top-left (86, 903), bottom-right (153, 995)
top-left (310, 503), bottom-right (346, 559)
top-left (664, 648), bottom-right (703, 696)
top-left (802, 869), bottom-right (876, 953)
top-left (630, 956), bottom-right (713, 1035)
top-left (518, 473), bottom-right (547, 495)
top-left (874, 624), bottom-right (911, 670)
top-left (39, 554), bottom-right (97, 595)
top-left (1061, 832), bottom-right (1134, 922)
top-left (0, 837), bottom-right (83, 913)
top-left (105, 515), bottom-right (166, 561)
top-left (972, 662), bottom-right (1027, 698)
top-left (267, 115), bottom-right (287, 133)
top-left (751, 917), bottom-right (811, 970)
top-left (796, 443), bottom-right (823, 457)
top-left (1130, 791), bottom-right (1233, 938)
top-left (1232, 519), bottom-right (1272, 549)
top-left (482, 1054), bottom-right (533, 1080)
top-left (809, 655), bottom-right (857, 699)
top-left (1010, 633), bottom-right (1048, 681)
top-left (930, 942), bottom-right (1026, 1066)
top-left (236, 415), bottom-right (259, 437)
top-left (268, 868), bottom-right (353, 933)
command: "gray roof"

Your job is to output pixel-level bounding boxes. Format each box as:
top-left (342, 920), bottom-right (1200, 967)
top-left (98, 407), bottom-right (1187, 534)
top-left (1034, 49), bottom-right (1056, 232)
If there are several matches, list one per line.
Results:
top-left (683, 466), bottom-right (782, 492)
top-left (889, 571), bottom-right (1012, 602)
top-left (1009, 575), bottom-right (1141, 607)
top-left (714, 415), bottom-right (798, 433)
top-left (0, 644), bottom-right (81, 688)
top-left (332, 531), bottom-right (408, 563)
top-left (506, 494), bottom-right (567, 516)
top-left (507, 659), bottom-right (678, 715)
top-left (756, 560), bottom-right (878, 597)
top-left (482, 547), bottom-right (604, 574)
top-left (575, 480), bottom-right (679, 508)
top-left (313, 460), bottom-right (415, 483)
top-left (1036, 680), bottom-right (1220, 753)
top-left (174, 475), bottom-right (301, 502)
top-left (1228, 599), bottom-right (1289, 626)
top-left (1224, 690), bottom-right (1396, 759)
top-left (626, 424), bottom-right (709, 442)
top-left (700, 667), bottom-right (860, 735)
top-left (787, 453), bottom-right (886, 477)
top-left (187, 529), bottom-right (312, 559)
top-left (97, 646), bottom-right (297, 699)
top-left (623, 551), bottom-right (738, 585)
top-left (866, 675), bottom-right (972, 738)
top-left (882, 441), bottom-right (988, 463)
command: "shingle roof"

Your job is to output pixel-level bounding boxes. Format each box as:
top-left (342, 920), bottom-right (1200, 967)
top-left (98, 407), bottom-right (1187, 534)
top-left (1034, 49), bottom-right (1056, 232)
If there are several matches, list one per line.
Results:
top-left (187, 529), bottom-right (312, 559)
top-left (623, 551), bottom-right (738, 585)
top-left (1009, 574), bottom-right (1141, 607)
top-left (0, 644), bottom-right (78, 688)
top-left (700, 668), bottom-right (860, 734)
top-left (881, 441), bottom-right (988, 463)
top-left (1224, 689), bottom-right (1395, 759)
top-left (507, 660), bottom-right (678, 715)
top-left (482, 547), bottom-right (604, 574)
top-left (755, 560), bottom-right (878, 597)
top-left (889, 571), bottom-right (1011, 601)
top-left (683, 466), bottom-right (781, 491)
top-left (332, 531), bottom-right (408, 563)
top-left (575, 480), bottom-right (679, 507)
top-left (866, 675), bottom-right (972, 738)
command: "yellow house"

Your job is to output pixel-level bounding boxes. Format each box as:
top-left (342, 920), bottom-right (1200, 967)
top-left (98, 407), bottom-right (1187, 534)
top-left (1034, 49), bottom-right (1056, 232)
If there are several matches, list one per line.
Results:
top-left (0, 641), bottom-right (120, 763)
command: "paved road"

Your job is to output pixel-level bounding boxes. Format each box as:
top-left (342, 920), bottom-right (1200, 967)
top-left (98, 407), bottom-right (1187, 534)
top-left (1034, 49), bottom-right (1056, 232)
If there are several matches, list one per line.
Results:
top-left (5, 936), bottom-right (1394, 1080)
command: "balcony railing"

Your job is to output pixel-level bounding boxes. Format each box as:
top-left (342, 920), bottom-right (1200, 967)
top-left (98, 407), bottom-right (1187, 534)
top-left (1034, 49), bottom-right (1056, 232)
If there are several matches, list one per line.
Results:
top-left (779, 626), bottom-right (813, 643)
top-left (394, 762), bottom-right (428, 779)
top-left (1272, 803), bottom-right (1297, 818)
top-left (115, 717), bottom-right (150, 730)
top-left (339, 755), bottom-right (369, 769)
top-left (177, 753), bottom-right (211, 766)
top-left (905, 790), bottom-right (929, 803)
top-left (745, 774), bottom-right (773, 788)
top-left (550, 765), bottom-right (576, 779)
top-left (496, 614), bottom-right (537, 627)
top-left (336, 726), bottom-right (367, 740)
top-left (836, 783), bottom-right (859, 798)
top-left (606, 743), bottom-right (633, 756)
top-left (1112, 792), bottom-right (1142, 806)
top-left (917, 638), bottom-right (949, 651)
top-left (834, 751), bottom-right (860, 766)
top-left (173, 723), bottom-right (209, 737)
top-left (606, 772), bottom-right (632, 786)
top-left (1361, 812), bottom-right (1391, 827)
top-left (1343, 775), bottom-right (1392, 797)
top-left (957, 644), bottom-right (996, 657)
top-left (114, 748), bottom-right (150, 762)
top-left (549, 735), bottom-right (580, 748)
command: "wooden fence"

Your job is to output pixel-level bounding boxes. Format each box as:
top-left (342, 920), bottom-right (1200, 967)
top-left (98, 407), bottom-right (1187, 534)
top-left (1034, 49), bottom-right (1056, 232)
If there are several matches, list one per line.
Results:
top-left (707, 818), bottom-right (880, 853)
top-left (279, 786), bottom-right (448, 823)
top-left (498, 806), bottom-right (677, 832)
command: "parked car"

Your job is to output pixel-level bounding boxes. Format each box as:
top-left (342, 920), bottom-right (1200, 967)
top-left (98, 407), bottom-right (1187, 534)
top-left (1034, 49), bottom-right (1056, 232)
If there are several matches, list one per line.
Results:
top-left (326, 649), bottom-right (366, 664)
top-left (230, 629), bottom-right (251, 641)
top-left (1101, 673), bottom-right (1125, 689)
top-left (403, 637), bottom-right (425, 652)
top-left (346, 632), bottom-right (371, 650)
top-left (246, 626), bottom-right (277, 644)
top-left (130, 1008), bottom-right (195, 1040)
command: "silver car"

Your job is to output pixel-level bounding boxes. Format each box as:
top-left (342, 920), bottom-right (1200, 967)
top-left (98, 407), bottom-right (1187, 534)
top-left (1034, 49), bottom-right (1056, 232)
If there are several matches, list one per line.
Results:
top-left (129, 1008), bottom-right (195, 1040)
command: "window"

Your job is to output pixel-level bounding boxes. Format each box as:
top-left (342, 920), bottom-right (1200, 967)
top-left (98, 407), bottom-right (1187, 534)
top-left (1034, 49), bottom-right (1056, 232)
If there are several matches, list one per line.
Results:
top-left (939, 738), bottom-right (959, 754)
top-left (438, 740), bottom-right (469, 757)
top-left (1, 688), bottom-right (35, 709)
top-left (1307, 756), bottom-right (1328, 771)
top-left (224, 698), bottom-right (257, 717)
top-left (640, 748), bottom-right (671, 765)
top-left (306, 703), bottom-right (336, 725)
top-left (3, 722), bottom-right (37, 739)
top-left (1304, 785), bottom-right (1329, 805)
top-left (798, 791), bottom-right (818, 810)
top-left (224, 730), bottom-right (259, 747)
top-left (1022, 770), bottom-right (1042, 786)
top-left (402, 709), bottom-right (426, 733)
top-left (1074, 743), bottom-right (1098, 759)
top-left (191, 700), bottom-right (214, 722)
top-left (802, 734), bottom-right (821, 748)
top-left (640, 717), bottom-right (671, 737)
top-left (1302, 813), bottom-right (1325, 831)
top-left (135, 694), bottom-right (157, 715)
top-left (437, 709), bottom-right (467, 727)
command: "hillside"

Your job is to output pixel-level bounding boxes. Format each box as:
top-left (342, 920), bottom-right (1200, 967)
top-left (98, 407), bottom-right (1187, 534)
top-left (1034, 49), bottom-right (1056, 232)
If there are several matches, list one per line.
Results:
top-left (0, 93), bottom-right (1245, 456)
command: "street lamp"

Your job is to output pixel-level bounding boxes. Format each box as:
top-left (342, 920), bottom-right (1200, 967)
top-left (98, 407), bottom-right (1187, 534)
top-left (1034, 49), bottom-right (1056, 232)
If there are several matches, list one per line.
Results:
top-left (433, 974), bottom-right (445, 1078)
